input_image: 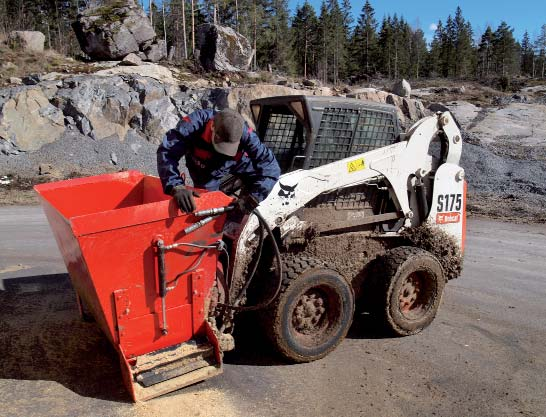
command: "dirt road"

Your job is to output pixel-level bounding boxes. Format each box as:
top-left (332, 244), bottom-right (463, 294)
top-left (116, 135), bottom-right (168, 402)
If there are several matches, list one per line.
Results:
top-left (0, 207), bottom-right (545, 417)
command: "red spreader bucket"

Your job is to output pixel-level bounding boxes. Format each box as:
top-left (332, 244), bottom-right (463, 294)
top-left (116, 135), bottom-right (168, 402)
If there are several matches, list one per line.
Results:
top-left (34, 171), bottom-right (233, 401)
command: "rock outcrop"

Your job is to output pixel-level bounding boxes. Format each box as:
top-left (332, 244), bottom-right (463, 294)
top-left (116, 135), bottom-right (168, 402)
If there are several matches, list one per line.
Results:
top-left (447, 101), bottom-right (546, 147)
top-left (72, 0), bottom-right (165, 62)
top-left (0, 88), bottom-right (65, 152)
top-left (347, 87), bottom-right (428, 127)
top-left (0, 66), bottom-right (431, 155)
top-left (7, 31), bottom-right (46, 52)
top-left (195, 24), bottom-right (254, 72)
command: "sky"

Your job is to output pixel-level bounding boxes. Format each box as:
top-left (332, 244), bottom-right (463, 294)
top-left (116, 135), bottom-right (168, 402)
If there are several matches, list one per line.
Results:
top-left (288, 0), bottom-right (545, 43)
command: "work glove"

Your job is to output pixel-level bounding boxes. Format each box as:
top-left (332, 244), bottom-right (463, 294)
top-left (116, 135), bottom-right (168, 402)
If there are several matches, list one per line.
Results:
top-left (171, 185), bottom-right (200, 213)
top-left (232, 194), bottom-right (259, 215)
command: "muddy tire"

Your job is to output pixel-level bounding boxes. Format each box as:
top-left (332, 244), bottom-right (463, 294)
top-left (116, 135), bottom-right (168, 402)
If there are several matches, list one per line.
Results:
top-left (263, 256), bottom-right (355, 363)
top-left (371, 246), bottom-right (445, 336)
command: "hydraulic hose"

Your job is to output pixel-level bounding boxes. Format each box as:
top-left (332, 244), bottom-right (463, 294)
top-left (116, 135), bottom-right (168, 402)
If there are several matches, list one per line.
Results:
top-left (231, 214), bottom-right (265, 306)
top-left (218, 208), bottom-right (283, 312)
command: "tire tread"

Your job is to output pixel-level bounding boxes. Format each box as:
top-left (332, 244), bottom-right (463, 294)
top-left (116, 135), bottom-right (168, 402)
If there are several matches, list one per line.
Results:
top-left (262, 254), bottom-right (352, 362)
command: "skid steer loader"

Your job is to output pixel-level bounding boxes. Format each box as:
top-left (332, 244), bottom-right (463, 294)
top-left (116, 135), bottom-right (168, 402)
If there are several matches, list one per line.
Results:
top-left (36, 95), bottom-right (465, 401)
top-left (219, 95), bottom-right (466, 362)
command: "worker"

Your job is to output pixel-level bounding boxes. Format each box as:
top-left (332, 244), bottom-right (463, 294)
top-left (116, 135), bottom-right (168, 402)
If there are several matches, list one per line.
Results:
top-left (157, 108), bottom-right (280, 214)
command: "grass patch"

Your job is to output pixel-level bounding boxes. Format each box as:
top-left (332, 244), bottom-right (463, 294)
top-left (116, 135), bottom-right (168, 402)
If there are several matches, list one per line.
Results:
top-left (0, 43), bottom-right (96, 85)
top-left (85, 0), bottom-right (132, 28)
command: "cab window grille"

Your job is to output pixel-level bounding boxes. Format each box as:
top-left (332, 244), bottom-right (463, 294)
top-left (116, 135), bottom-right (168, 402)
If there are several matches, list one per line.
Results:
top-left (351, 110), bottom-right (397, 154)
top-left (310, 108), bottom-right (358, 167)
top-left (262, 112), bottom-right (305, 172)
top-left (311, 108), bottom-right (397, 168)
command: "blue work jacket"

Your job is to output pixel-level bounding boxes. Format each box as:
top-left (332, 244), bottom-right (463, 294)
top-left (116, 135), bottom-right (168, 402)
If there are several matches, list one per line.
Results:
top-left (157, 109), bottom-right (280, 202)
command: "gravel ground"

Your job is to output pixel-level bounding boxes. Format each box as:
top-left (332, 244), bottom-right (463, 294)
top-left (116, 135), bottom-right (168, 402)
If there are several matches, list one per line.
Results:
top-left (461, 141), bottom-right (546, 223)
top-left (0, 129), bottom-right (159, 178)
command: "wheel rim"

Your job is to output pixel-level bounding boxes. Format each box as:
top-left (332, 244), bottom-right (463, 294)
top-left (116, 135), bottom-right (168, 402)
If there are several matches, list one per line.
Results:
top-left (290, 286), bottom-right (341, 347)
top-left (398, 271), bottom-right (435, 320)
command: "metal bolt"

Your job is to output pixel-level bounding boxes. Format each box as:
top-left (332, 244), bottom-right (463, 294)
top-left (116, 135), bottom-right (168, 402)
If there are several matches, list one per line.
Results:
top-left (416, 168), bottom-right (427, 178)
top-left (453, 135), bottom-right (461, 144)
top-left (406, 210), bottom-right (414, 219)
top-left (456, 170), bottom-right (465, 182)
top-left (275, 217), bottom-right (283, 226)
top-left (441, 116), bottom-right (450, 126)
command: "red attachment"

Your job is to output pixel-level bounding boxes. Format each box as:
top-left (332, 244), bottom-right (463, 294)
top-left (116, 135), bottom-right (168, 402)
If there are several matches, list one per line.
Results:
top-left (461, 180), bottom-right (468, 253)
top-left (34, 171), bottom-right (233, 400)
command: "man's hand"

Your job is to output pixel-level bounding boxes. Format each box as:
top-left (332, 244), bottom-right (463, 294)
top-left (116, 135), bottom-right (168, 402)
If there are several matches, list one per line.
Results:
top-left (171, 185), bottom-right (200, 213)
top-left (233, 194), bottom-right (259, 215)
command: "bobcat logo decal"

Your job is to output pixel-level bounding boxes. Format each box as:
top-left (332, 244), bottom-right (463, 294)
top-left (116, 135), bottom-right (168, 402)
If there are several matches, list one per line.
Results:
top-left (278, 182), bottom-right (297, 205)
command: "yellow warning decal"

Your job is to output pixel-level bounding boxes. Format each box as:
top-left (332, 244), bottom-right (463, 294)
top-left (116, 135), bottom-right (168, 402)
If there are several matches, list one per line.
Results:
top-left (347, 158), bottom-right (365, 173)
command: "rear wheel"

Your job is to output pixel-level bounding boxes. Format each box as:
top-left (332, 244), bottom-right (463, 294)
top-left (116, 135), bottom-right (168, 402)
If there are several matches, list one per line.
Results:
top-left (371, 246), bottom-right (445, 336)
top-left (263, 256), bottom-right (355, 363)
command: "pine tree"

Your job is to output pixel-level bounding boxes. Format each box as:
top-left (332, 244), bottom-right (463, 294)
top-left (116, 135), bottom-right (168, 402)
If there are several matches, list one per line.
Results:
top-left (395, 16), bottom-right (412, 78)
top-left (339, 0), bottom-right (352, 80)
top-left (390, 14), bottom-right (400, 78)
top-left (453, 7), bottom-right (473, 77)
top-left (535, 24), bottom-right (546, 78)
top-left (351, 0), bottom-right (378, 77)
top-left (318, 0), bottom-right (329, 82)
top-left (477, 26), bottom-right (494, 77)
top-left (377, 16), bottom-right (394, 78)
top-left (428, 20), bottom-right (444, 76)
top-left (410, 28), bottom-right (427, 78)
top-left (327, 0), bottom-right (346, 84)
top-left (492, 21), bottom-right (519, 76)
top-left (256, 0), bottom-right (293, 72)
top-left (442, 15), bottom-right (456, 77)
top-left (291, 1), bottom-right (319, 78)
top-left (520, 31), bottom-right (534, 76)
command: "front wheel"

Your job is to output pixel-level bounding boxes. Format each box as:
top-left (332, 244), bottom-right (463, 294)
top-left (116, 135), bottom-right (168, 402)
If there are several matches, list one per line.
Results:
top-left (263, 256), bottom-right (355, 363)
top-left (371, 246), bottom-right (445, 336)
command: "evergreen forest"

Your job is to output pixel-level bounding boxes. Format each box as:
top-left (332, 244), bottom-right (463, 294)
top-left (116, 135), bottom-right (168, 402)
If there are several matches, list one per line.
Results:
top-left (1, 0), bottom-right (545, 83)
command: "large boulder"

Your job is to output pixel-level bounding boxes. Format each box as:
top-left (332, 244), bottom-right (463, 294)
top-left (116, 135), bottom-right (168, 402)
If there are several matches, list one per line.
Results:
top-left (7, 31), bottom-right (46, 52)
top-left (392, 79), bottom-right (411, 98)
top-left (0, 88), bottom-right (65, 151)
top-left (195, 24), bottom-right (254, 72)
top-left (72, 0), bottom-right (156, 60)
top-left (144, 40), bottom-right (167, 63)
top-left (120, 52), bottom-right (143, 66)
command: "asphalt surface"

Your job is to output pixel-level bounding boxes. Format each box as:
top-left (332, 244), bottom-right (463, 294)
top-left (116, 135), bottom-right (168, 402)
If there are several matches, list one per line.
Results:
top-left (0, 206), bottom-right (545, 417)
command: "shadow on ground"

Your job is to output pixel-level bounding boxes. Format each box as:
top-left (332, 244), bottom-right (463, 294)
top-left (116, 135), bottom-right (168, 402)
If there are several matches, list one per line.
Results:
top-left (223, 312), bottom-right (287, 367)
top-left (0, 272), bottom-right (392, 396)
top-left (0, 274), bottom-right (130, 402)
top-left (347, 310), bottom-right (393, 340)
top-left (223, 307), bottom-right (391, 367)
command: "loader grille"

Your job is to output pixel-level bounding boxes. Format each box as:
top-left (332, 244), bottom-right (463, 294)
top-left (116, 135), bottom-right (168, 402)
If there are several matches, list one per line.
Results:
top-left (262, 112), bottom-right (305, 172)
top-left (310, 108), bottom-right (397, 168)
top-left (307, 183), bottom-right (383, 211)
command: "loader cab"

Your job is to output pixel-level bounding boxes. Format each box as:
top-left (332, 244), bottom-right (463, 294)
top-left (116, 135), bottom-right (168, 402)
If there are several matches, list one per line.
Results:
top-left (250, 95), bottom-right (402, 173)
